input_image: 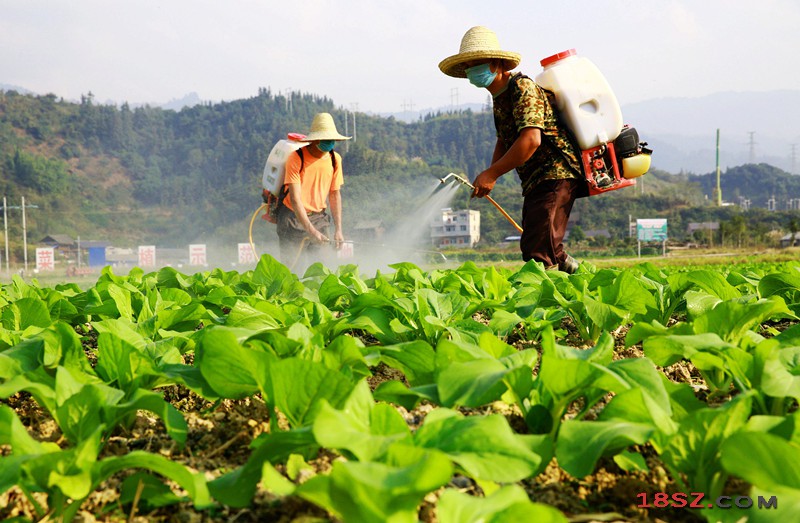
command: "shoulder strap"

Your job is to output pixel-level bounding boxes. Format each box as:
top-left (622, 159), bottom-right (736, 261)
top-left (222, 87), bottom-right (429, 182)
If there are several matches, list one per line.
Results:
top-left (511, 74), bottom-right (583, 179)
top-left (277, 148), bottom-right (305, 205)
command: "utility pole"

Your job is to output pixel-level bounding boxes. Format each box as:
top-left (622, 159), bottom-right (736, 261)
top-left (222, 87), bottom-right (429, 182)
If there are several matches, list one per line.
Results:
top-left (1, 196), bottom-right (39, 274)
top-left (285, 88), bottom-right (293, 113)
top-left (22, 196), bottom-right (27, 271)
top-left (350, 103), bottom-right (358, 142)
top-left (715, 129), bottom-right (722, 206)
top-left (748, 131), bottom-right (757, 163)
top-left (343, 108), bottom-right (349, 153)
top-left (3, 196), bottom-right (8, 276)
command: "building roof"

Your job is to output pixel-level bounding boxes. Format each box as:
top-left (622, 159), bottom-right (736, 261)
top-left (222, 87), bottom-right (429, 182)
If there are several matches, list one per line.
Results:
top-left (584, 229), bottom-right (611, 238)
top-left (687, 222), bottom-right (720, 233)
top-left (39, 234), bottom-right (74, 246)
top-left (81, 241), bottom-right (109, 248)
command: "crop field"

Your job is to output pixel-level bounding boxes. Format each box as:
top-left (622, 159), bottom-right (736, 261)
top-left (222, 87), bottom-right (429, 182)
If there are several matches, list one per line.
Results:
top-left (1, 256), bottom-right (799, 522)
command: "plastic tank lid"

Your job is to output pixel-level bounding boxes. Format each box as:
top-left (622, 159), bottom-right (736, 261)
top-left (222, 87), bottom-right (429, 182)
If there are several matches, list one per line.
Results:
top-left (540, 49), bottom-right (577, 67)
top-left (287, 132), bottom-right (307, 141)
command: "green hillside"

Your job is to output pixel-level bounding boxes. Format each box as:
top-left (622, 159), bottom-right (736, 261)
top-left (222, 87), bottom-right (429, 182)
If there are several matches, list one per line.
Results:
top-left (1, 89), bottom-right (798, 264)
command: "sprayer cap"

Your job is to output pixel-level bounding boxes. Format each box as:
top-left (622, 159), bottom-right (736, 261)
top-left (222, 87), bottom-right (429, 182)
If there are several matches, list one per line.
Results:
top-left (540, 49), bottom-right (576, 67)
top-left (287, 133), bottom-right (307, 141)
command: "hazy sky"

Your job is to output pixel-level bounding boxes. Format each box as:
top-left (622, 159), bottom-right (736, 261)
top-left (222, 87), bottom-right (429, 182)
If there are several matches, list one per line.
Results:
top-left (2, 0), bottom-right (798, 113)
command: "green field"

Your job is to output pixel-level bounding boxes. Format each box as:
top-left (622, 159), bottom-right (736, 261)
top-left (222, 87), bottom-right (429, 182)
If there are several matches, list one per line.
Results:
top-left (1, 254), bottom-right (799, 522)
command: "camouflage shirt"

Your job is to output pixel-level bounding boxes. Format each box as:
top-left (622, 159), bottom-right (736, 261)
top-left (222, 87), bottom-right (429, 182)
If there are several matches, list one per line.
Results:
top-left (492, 73), bottom-right (582, 195)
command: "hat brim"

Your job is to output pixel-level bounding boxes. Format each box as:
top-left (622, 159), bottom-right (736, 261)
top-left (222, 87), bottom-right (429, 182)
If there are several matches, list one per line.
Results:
top-left (299, 131), bottom-right (352, 142)
top-left (438, 50), bottom-right (521, 78)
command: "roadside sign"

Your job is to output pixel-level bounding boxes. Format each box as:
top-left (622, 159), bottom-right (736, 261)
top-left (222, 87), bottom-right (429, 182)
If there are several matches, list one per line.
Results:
top-left (36, 247), bottom-right (55, 271)
top-left (138, 245), bottom-right (156, 268)
top-left (637, 219), bottom-right (668, 242)
top-left (238, 243), bottom-right (256, 264)
top-left (189, 244), bottom-right (207, 266)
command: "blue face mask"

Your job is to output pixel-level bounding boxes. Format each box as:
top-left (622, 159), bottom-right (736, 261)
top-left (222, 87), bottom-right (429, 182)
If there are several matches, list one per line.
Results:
top-left (465, 63), bottom-right (497, 88)
top-left (317, 140), bottom-right (335, 152)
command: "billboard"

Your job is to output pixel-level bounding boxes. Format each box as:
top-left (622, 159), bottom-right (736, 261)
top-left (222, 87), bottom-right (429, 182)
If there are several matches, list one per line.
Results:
top-left (189, 244), bottom-right (207, 266)
top-left (36, 247), bottom-right (55, 271)
top-left (138, 245), bottom-right (156, 268)
top-left (637, 219), bottom-right (668, 242)
top-left (238, 243), bottom-right (256, 265)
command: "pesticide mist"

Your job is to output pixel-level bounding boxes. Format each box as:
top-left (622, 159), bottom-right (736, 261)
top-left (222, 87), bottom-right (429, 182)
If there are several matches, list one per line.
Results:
top-left (340, 179), bottom-right (461, 275)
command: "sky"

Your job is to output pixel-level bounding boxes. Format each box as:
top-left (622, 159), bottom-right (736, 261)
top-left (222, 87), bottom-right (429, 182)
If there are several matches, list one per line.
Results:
top-left (2, 0), bottom-right (799, 114)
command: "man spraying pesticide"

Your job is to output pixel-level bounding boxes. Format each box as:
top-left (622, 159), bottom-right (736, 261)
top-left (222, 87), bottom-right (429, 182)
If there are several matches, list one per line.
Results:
top-left (250, 113), bottom-right (448, 272)
top-left (253, 112), bottom-right (350, 274)
top-left (438, 26), bottom-right (651, 273)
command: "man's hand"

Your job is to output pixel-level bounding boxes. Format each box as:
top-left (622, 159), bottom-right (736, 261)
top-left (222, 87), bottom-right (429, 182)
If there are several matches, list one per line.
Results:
top-left (472, 170), bottom-right (499, 198)
top-left (334, 230), bottom-right (345, 249)
top-left (308, 227), bottom-right (328, 243)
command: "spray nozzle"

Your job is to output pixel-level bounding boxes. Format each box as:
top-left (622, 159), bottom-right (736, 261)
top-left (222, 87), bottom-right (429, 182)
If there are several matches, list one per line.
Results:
top-left (438, 173), bottom-right (473, 188)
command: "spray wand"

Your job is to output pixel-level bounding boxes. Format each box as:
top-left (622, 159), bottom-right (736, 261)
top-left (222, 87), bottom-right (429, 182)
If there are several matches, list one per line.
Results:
top-left (438, 173), bottom-right (523, 233)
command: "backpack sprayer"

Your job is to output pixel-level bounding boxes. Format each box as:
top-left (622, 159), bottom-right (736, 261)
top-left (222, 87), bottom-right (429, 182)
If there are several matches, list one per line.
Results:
top-left (535, 49), bottom-right (652, 195)
top-left (438, 173), bottom-right (523, 233)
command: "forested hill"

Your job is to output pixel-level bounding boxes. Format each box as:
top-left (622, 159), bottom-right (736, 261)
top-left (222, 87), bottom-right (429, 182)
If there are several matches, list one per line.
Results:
top-left (0, 88), bottom-right (797, 252)
top-left (0, 88), bottom-right (504, 247)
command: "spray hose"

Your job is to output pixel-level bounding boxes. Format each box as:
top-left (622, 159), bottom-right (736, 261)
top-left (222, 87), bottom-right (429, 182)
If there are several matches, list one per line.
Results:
top-left (248, 203), bottom-right (267, 258)
top-left (247, 203), bottom-right (307, 272)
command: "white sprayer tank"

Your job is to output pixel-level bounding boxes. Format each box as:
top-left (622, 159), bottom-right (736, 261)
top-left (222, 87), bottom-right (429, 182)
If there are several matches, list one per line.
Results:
top-left (262, 133), bottom-right (307, 194)
top-left (534, 49), bottom-right (623, 150)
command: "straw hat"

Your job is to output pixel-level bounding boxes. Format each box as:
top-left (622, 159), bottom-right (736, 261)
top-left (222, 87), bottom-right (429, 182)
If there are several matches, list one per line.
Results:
top-left (438, 26), bottom-right (521, 78)
top-left (301, 112), bottom-right (351, 141)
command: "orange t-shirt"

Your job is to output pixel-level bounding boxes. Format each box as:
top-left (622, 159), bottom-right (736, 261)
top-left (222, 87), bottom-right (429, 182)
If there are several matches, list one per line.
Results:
top-left (282, 147), bottom-right (344, 213)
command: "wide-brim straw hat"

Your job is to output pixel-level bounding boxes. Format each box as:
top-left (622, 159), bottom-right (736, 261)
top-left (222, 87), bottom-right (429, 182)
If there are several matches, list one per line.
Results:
top-left (301, 112), bottom-right (351, 141)
top-left (438, 26), bottom-right (521, 78)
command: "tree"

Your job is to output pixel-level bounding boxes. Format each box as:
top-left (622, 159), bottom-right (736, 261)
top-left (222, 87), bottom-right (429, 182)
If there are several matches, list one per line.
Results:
top-left (569, 225), bottom-right (586, 246)
top-left (789, 217), bottom-right (800, 246)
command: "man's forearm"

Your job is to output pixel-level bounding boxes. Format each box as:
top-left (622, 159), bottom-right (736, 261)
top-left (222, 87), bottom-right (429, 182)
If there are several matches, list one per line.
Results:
top-left (329, 190), bottom-right (343, 233)
top-left (288, 184), bottom-right (315, 233)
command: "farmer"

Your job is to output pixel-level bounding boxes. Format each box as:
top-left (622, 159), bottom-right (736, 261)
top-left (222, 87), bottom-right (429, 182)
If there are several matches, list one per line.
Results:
top-left (438, 26), bottom-right (584, 273)
top-left (277, 112), bottom-right (350, 273)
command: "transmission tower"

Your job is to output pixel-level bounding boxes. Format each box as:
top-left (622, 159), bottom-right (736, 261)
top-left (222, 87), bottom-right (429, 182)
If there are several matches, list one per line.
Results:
top-left (450, 88), bottom-right (458, 110)
top-left (791, 144), bottom-right (797, 174)
top-left (748, 131), bottom-right (757, 163)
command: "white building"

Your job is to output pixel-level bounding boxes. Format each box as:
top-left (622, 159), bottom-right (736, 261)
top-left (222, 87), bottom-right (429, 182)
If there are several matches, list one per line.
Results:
top-left (431, 208), bottom-right (480, 248)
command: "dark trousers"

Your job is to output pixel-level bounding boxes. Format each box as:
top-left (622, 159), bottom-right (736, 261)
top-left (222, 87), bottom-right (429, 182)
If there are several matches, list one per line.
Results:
top-left (276, 205), bottom-right (330, 273)
top-left (520, 179), bottom-right (580, 267)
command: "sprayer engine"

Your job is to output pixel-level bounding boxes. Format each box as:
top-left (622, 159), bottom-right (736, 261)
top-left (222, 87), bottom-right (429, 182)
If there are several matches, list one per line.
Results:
top-left (580, 125), bottom-right (652, 196)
